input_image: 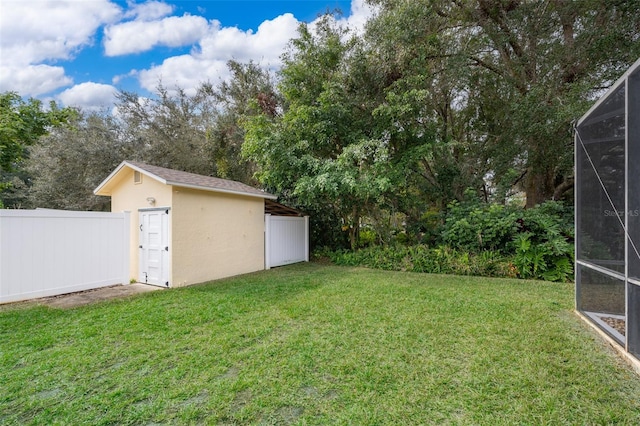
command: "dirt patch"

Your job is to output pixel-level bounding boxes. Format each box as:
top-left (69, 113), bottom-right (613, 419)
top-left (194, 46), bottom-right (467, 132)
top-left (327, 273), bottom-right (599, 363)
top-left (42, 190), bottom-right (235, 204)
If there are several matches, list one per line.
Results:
top-left (179, 391), bottom-right (209, 407)
top-left (277, 406), bottom-right (304, 424)
top-left (229, 389), bottom-right (252, 414)
top-left (299, 385), bottom-right (319, 398)
top-left (218, 366), bottom-right (239, 380)
top-left (33, 388), bottom-right (62, 400)
top-left (9, 283), bottom-right (163, 309)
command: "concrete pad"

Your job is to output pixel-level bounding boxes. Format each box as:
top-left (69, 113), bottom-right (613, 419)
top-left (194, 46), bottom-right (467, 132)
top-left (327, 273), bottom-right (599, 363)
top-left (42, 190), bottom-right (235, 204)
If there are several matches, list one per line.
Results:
top-left (37, 283), bottom-right (164, 309)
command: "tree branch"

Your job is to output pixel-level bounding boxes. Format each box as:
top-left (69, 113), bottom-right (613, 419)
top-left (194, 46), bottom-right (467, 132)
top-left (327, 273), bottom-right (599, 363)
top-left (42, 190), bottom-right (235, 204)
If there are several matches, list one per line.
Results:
top-left (553, 176), bottom-right (574, 200)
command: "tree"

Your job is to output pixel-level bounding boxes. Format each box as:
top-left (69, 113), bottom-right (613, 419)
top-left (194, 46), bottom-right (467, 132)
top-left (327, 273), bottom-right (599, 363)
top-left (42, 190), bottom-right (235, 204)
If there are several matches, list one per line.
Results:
top-left (115, 86), bottom-right (215, 177)
top-left (0, 92), bottom-right (76, 207)
top-left (23, 60), bottom-right (280, 211)
top-left (115, 63), bottom-right (278, 186)
top-left (27, 111), bottom-right (134, 211)
top-left (365, 0), bottom-right (640, 207)
top-left (202, 60), bottom-right (279, 184)
top-left (243, 18), bottom-right (392, 249)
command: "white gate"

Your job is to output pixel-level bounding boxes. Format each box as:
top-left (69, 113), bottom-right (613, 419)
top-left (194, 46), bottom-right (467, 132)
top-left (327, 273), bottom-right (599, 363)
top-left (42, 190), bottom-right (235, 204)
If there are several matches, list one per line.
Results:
top-left (265, 214), bottom-right (309, 269)
top-left (0, 209), bottom-right (130, 304)
top-left (139, 208), bottom-right (170, 287)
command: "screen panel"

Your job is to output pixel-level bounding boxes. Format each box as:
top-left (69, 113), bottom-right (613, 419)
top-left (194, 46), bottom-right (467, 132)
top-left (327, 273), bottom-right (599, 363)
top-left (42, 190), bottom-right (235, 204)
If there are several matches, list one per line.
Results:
top-left (576, 83), bottom-right (626, 274)
top-left (628, 67), bottom-right (640, 280)
top-left (577, 264), bottom-right (625, 316)
top-left (629, 283), bottom-right (640, 358)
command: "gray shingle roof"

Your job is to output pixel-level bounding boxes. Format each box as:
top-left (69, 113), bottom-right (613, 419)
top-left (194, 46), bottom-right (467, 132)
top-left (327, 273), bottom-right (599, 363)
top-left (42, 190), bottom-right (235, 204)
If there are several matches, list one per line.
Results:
top-left (95, 160), bottom-right (276, 200)
top-left (127, 161), bottom-right (276, 199)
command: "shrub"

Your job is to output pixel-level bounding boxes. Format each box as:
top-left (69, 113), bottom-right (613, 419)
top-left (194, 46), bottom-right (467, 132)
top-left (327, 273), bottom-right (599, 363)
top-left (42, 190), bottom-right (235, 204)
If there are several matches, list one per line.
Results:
top-left (317, 200), bottom-right (574, 282)
top-left (358, 227), bottom-right (377, 248)
top-left (512, 201), bottom-right (574, 282)
top-left (320, 245), bottom-right (518, 279)
top-left (442, 200), bottom-right (519, 253)
top-left (441, 199), bottom-right (574, 281)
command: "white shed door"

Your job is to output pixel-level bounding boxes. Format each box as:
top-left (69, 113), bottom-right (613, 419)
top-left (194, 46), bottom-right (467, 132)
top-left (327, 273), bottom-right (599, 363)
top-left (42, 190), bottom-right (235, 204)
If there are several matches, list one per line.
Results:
top-left (139, 209), bottom-right (169, 287)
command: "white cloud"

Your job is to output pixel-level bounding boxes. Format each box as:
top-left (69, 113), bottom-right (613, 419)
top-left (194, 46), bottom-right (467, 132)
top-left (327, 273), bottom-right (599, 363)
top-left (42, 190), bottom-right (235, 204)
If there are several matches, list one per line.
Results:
top-left (104, 14), bottom-right (210, 56)
top-left (198, 14), bottom-right (299, 63)
top-left (339, 0), bottom-right (378, 34)
top-left (0, 64), bottom-right (72, 97)
top-left (0, 0), bottom-right (121, 65)
top-left (0, 0), bottom-right (121, 95)
top-left (132, 1), bottom-right (376, 96)
top-left (112, 69), bottom-right (140, 85)
top-left (57, 82), bottom-right (118, 110)
top-left (136, 13), bottom-right (299, 94)
top-left (123, 0), bottom-right (173, 21)
top-left (0, 0), bottom-right (377, 103)
top-left (138, 55), bottom-right (230, 96)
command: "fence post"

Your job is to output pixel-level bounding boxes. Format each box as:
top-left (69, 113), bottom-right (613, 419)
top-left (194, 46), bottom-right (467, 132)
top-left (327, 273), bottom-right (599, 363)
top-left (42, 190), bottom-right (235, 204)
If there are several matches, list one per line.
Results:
top-left (265, 214), bottom-right (271, 269)
top-left (0, 212), bottom-right (4, 301)
top-left (304, 216), bottom-right (309, 262)
top-left (122, 211), bottom-right (131, 285)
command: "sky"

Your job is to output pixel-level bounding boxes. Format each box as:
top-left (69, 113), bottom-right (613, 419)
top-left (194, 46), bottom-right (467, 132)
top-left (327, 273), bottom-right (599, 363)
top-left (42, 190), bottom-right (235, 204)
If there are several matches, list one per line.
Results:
top-left (0, 0), bottom-right (376, 111)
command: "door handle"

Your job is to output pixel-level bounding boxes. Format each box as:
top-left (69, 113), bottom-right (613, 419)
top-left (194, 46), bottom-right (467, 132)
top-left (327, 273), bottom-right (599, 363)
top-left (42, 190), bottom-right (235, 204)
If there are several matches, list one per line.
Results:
top-left (140, 224), bottom-right (143, 231)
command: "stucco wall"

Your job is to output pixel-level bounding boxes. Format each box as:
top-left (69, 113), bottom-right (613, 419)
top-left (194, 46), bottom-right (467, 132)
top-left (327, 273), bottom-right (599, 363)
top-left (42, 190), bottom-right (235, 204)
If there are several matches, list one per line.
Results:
top-left (109, 168), bottom-right (173, 282)
top-left (171, 188), bottom-right (265, 287)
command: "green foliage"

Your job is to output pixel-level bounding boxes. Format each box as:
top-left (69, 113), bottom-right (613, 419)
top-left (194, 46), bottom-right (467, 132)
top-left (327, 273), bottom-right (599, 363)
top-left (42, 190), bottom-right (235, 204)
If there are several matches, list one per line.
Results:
top-left (358, 227), bottom-right (377, 248)
top-left (114, 86), bottom-right (216, 177)
top-left (0, 92), bottom-right (76, 173)
top-left (26, 112), bottom-right (131, 210)
top-left (366, 0), bottom-right (640, 206)
top-left (306, 204), bottom-right (350, 251)
top-left (320, 245), bottom-right (517, 279)
top-left (513, 233), bottom-right (547, 280)
top-left (511, 202), bottom-right (575, 282)
top-left (243, 18), bottom-right (392, 249)
top-left (16, 61), bottom-right (278, 210)
top-left (203, 60), bottom-right (278, 184)
top-left (0, 92), bottom-right (77, 208)
top-left (516, 239), bottom-right (572, 282)
top-left (327, 200), bottom-right (574, 282)
top-left (439, 199), bottom-right (574, 281)
top-left (442, 200), bottom-right (519, 253)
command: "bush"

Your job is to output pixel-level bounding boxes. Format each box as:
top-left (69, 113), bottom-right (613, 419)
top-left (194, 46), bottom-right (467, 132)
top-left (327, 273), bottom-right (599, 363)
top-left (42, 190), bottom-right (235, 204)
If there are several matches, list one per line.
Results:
top-left (442, 201), bottom-right (519, 253)
top-left (440, 199), bottom-right (574, 281)
top-left (318, 200), bottom-right (574, 282)
top-left (511, 201), bottom-right (574, 281)
top-left (358, 227), bottom-right (377, 248)
top-left (319, 245), bottom-right (518, 279)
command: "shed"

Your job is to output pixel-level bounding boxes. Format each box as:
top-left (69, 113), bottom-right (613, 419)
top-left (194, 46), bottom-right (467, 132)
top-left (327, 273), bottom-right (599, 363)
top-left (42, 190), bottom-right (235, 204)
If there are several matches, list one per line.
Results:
top-left (95, 161), bottom-right (303, 288)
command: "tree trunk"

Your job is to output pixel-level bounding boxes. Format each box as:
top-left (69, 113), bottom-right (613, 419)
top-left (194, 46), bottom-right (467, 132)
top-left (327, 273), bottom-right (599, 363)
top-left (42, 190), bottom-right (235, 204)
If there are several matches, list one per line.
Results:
top-left (349, 205), bottom-right (360, 250)
top-left (524, 166), bottom-right (555, 208)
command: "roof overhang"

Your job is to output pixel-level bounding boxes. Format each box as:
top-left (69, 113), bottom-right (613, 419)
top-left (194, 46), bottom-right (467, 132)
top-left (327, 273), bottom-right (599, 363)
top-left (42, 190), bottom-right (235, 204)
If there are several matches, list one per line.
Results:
top-left (265, 199), bottom-right (306, 216)
top-left (94, 161), bottom-right (277, 200)
top-left (94, 161), bottom-right (132, 196)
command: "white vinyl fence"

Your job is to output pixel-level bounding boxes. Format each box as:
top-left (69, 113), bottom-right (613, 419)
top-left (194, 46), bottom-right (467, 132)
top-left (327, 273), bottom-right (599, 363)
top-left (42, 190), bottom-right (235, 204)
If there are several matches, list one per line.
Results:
top-left (265, 214), bottom-right (309, 269)
top-left (0, 209), bottom-right (130, 304)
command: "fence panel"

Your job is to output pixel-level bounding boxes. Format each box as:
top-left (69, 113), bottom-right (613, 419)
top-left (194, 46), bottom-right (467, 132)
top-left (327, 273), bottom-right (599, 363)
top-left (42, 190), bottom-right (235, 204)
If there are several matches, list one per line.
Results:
top-left (0, 210), bottom-right (130, 303)
top-left (265, 215), bottom-right (308, 269)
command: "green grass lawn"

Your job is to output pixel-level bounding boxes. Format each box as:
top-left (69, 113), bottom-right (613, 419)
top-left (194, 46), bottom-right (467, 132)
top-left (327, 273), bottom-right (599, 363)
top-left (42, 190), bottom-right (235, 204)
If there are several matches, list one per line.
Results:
top-left (1, 264), bottom-right (639, 425)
